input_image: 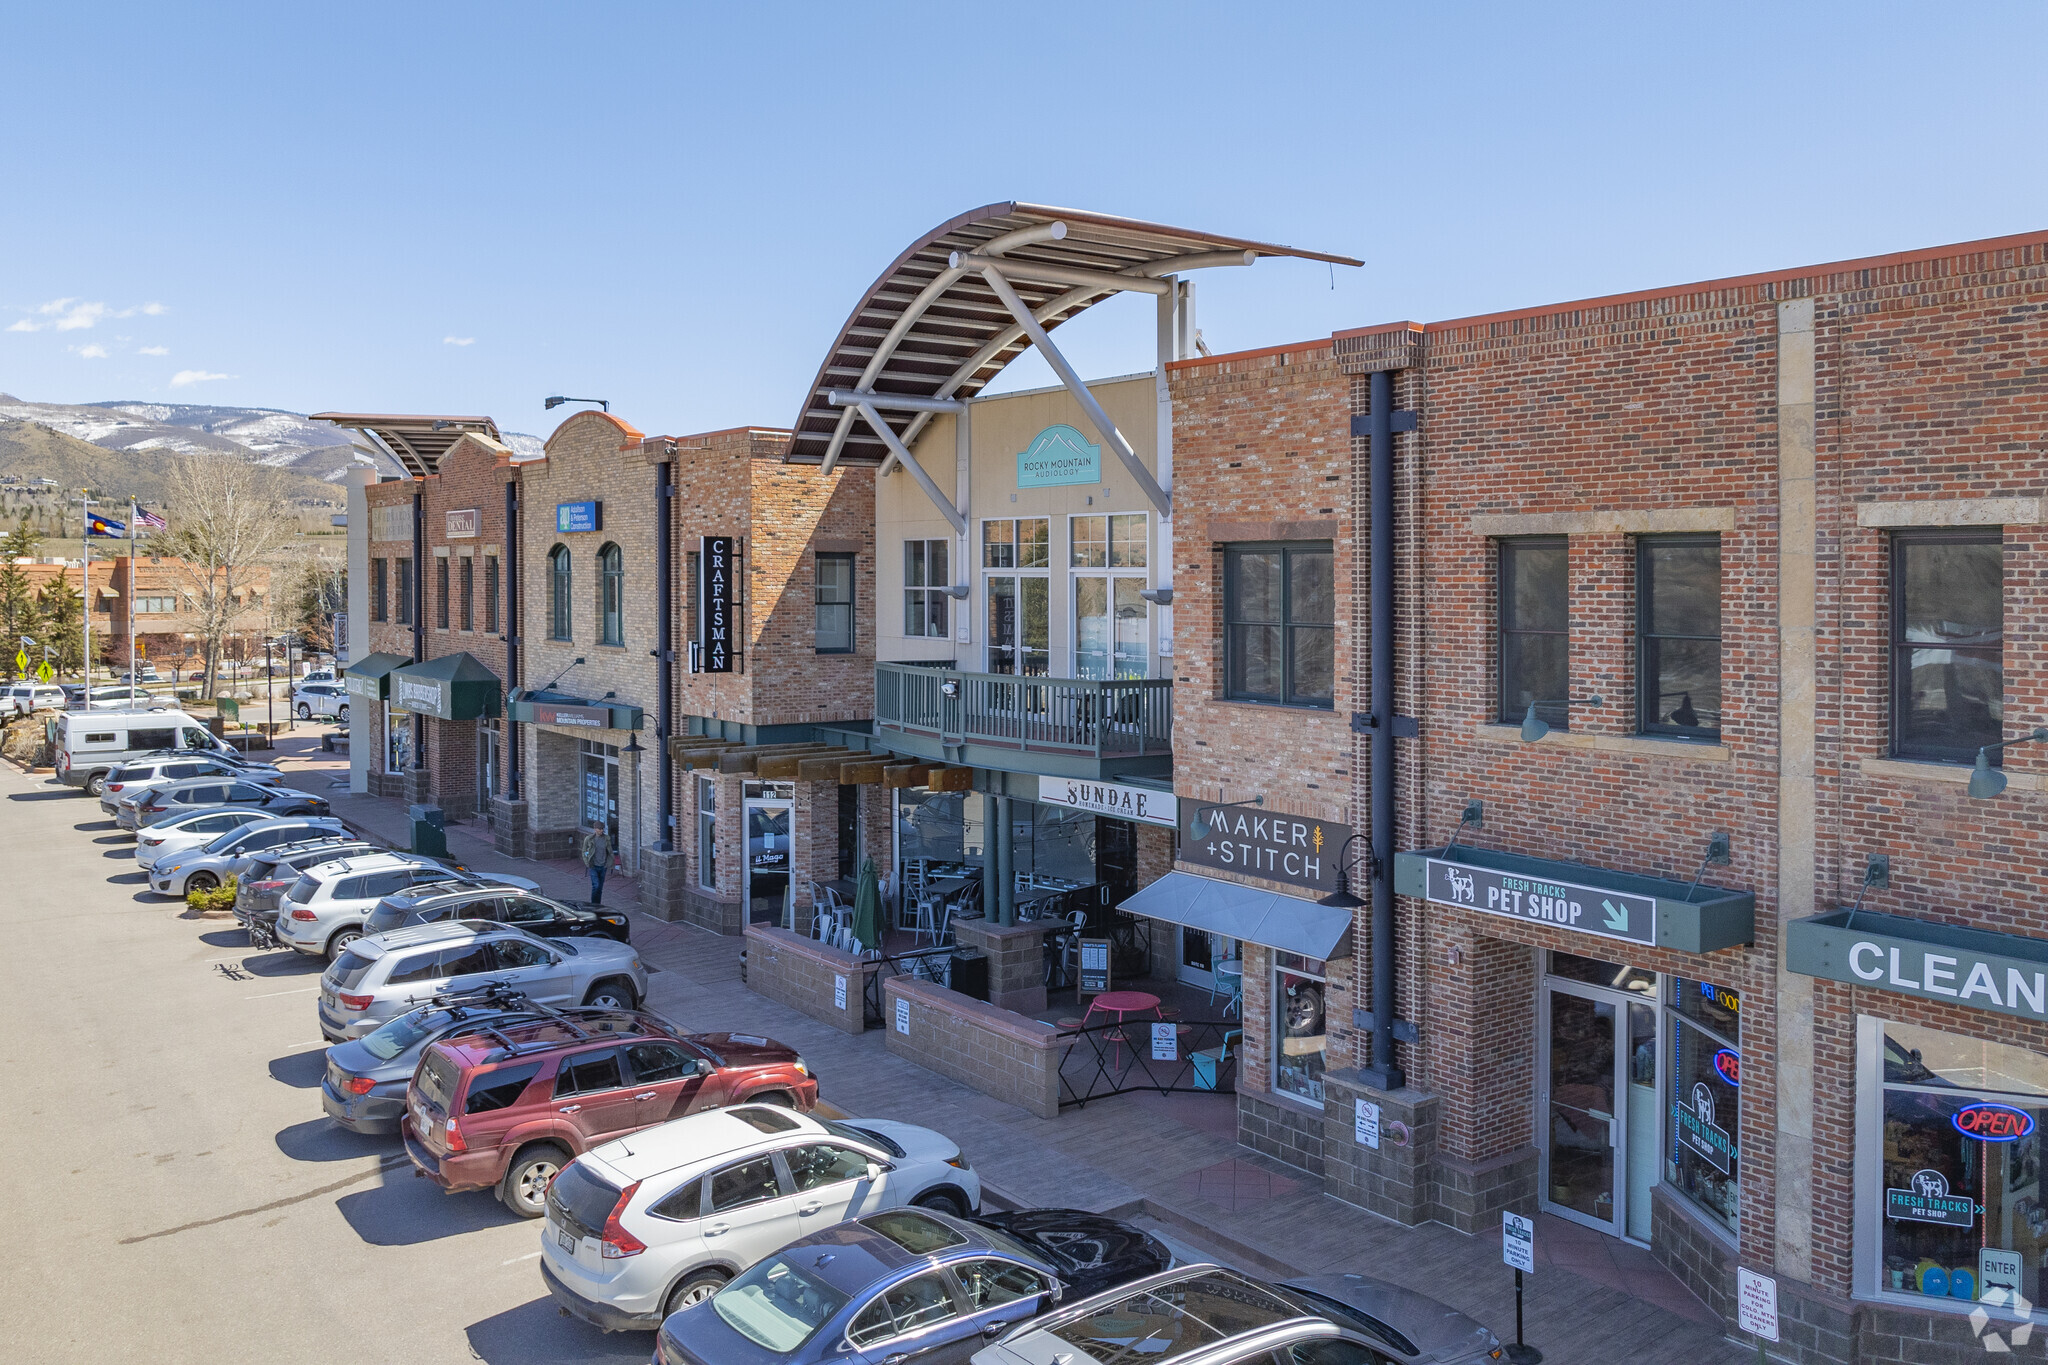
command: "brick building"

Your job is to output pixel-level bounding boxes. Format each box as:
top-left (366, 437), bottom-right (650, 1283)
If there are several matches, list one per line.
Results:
top-left (13, 554), bottom-right (273, 677)
top-left (1166, 229), bottom-right (2048, 1364)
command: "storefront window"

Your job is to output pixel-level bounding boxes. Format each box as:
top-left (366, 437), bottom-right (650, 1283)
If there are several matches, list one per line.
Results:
top-left (1878, 1023), bottom-right (2048, 1305)
top-left (1550, 951), bottom-right (1658, 998)
top-left (697, 776), bottom-right (716, 890)
top-left (1016, 804), bottom-right (1097, 885)
top-left (384, 703), bottom-right (412, 775)
top-left (1274, 953), bottom-right (1328, 1107)
top-left (1668, 976), bottom-right (1739, 1233)
top-left (895, 789), bottom-right (985, 870)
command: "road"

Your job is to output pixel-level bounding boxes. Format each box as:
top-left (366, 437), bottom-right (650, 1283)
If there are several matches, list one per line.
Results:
top-left (0, 757), bottom-right (649, 1365)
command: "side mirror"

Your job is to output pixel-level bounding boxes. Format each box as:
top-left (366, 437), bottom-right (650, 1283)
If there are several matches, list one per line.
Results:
top-left (866, 1162), bottom-right (884, 1180)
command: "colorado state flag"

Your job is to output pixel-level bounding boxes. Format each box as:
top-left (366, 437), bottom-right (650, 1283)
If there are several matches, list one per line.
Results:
top-left (86, 514), bottom-right (128, 538)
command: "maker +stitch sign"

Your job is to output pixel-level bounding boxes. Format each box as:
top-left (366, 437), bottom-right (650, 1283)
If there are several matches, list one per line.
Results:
top-left (1181, 807), bottom-right (1348, 894)
top-left (1016, 425), bottom-right (1102, 489)
top-left (1422, 856), bottom-right (1658, 947)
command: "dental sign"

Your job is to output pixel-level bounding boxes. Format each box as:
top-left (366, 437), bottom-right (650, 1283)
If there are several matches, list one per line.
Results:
top-left (1421, 857), bottom-right (1658, 947)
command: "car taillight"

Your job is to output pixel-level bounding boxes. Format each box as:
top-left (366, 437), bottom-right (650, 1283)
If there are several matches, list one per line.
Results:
top-left (601, 1181), bottom-right (646, 1258)
top-left (291, 908), bottom-right (318, 921)
top-left (338, 993), bottom-right (373, 1010)
top-left (344, 1076), bottom-right (375, 1096)
top-left (256, 879), bottom-right (288, 892)
top-left (106, 783), bottom-right (124, 792)
top-left (444, 1119), bottom-right (466, 1153)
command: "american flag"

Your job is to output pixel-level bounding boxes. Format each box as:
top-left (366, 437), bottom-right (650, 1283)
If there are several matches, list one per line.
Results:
top-left (134, 507), bottom-right (168, 530)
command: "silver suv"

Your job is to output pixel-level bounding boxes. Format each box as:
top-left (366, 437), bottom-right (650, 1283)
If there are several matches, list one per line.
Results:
top-left (275, 852), bottom-right (539, 961)
top-left (317, 921), bottom-right (648, 1041)
top-left (145, 816), bottom-right (349, 896)
top-left (100, 755), bottom-right (284, 817)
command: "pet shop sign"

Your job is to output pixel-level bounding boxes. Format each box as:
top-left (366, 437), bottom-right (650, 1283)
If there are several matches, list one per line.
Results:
top-left (1421, 856), bottom-right (1658, 947)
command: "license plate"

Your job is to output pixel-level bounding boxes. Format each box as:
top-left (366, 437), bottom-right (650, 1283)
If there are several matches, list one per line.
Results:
top-left (558, 1229), bottom-right (576, 1252)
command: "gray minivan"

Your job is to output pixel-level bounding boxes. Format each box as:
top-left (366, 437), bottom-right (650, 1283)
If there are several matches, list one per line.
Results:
top-left (54, 709), bottom-right (233, 797)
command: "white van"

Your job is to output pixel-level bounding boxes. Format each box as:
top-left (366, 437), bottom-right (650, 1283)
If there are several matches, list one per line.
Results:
top-left (55, 709), bottom-right (235, 797)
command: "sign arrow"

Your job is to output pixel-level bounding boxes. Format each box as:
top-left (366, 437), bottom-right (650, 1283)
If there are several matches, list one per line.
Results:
top-left (1601, 899), bottom-right (1629, 932)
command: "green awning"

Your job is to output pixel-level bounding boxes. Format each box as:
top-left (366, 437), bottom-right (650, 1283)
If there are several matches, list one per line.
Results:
top-left (343, 651), bottom-right (413, 701)
top-left (506, 689), bottom-right (644, 731)
top-left (390, 652), bottom-right (501, 721)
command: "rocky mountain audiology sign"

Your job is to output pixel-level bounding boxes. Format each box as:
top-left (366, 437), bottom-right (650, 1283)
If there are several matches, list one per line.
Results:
top-left (1788, 908), bottom-right (2048, 1024)
top-left (1393, 845), bottom-right (1754, 954)
top-left (1016, 425), bottom-right (1102, 489)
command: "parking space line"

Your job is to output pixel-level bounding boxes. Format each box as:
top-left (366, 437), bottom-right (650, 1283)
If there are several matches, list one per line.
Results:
top-left (245, 986), bottom-right (320, 999)
top-left (500, 1250), bottom-right (542, 1265)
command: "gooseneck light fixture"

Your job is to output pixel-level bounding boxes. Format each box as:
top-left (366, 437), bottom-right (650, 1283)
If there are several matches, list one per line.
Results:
top-left (1315, 832), bottom-right (1379, 911)
top-left (1188, 794), bottom-right (1265, 841)
top-left (1967, 726), bottom-right (2048, 800)
top-left (544, 396), bottom-right (611, 413)
top-left (1519, 695), bottom-right (1606, 743)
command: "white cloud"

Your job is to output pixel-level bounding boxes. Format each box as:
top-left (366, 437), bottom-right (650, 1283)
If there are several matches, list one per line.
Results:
top-left (138, 345), bottom-right (169, 356)
top-left (8, 297), bottom-right (170, 331)
top-left (169, 369), bottom-right (233, 387)
top-left (75, 344), bottom-right (109, 359)
top-left (444, 335), bottom-right (475, 346)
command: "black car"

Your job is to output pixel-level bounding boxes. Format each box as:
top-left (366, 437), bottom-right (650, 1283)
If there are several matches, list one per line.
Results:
top-left (360, 884), bottom-right (631, 943)
top-left (972, 1208), bottom-right (1175, 1298)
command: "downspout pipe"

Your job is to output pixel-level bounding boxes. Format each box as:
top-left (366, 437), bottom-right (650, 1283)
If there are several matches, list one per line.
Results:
top-left (411, 487), bottom-right (426, 774)
top-left (1363, 367), bottom-right (1404, 1092)
top-left (655, 454), bottom-right (675, 851)
top-left (504, 476), bottom-right (521, 800)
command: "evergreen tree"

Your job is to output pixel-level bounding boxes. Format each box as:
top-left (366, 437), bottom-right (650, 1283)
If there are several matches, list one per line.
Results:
top-left (0, 517), bottom-right (45, 682)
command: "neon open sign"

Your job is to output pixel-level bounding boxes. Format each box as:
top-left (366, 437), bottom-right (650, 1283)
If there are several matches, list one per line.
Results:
top-left (1952, 1102), bottom-right (2036, 1143)
top-left (1713, 1049), bottom-right (1740, 1088)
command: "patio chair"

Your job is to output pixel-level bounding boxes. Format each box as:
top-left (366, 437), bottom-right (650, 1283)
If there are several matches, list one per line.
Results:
top-left (1212, 958), bottom-right (1244, 1017)
top-left (1191, 1029), bottom-right (1242, 1091)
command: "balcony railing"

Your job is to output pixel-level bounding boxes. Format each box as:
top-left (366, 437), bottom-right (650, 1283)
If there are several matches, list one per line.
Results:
top-left (876, 662), bottom-right (1171, 762)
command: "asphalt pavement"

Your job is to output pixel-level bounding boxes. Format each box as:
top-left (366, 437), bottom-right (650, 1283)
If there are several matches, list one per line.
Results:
top-left (0, 756), bottom-right (651, 1365)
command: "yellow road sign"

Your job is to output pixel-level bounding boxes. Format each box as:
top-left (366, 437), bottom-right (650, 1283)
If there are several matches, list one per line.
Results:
top-left (12, 650), bottom-right (24, 673)
top-left (35, 661), bottom-right (53, 682)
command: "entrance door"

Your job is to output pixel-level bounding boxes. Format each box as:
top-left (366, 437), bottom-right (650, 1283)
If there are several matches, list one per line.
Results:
top-left (1539, 981), bottom-right (1635, 1237)
top-left (477, 722), bottom-right (498, 821)
top-left (579, 744), bottom-right (619, 847)
top-left (744, 798), bottom-right (792, 925)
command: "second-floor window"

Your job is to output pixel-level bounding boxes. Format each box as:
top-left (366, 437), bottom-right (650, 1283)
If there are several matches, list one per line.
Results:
top-left (1637, 535), bottom-right (1721, 740)
top-left (1223, 542), bottom-right (1333, 708)
top-left (1499, 538), bottom-right (1569, 730)
top-left (484, 554), bottom-right (499, 634)
top-left (395, 557), bottom-right (414, 626)
top-left (815, 552), bottom-right (853, 654)
top-left (903, 539), bottom-right (949, 638)
top-left (134, 595), bottom-right (176, 615)
top-left (1892, 529), bottom-right (2002, 763)
top-left (459, 556), bottom-right (474, 632)
top-left (549, 545), bottom-right (571, 640)
top-left (435, 557), bottom-right (450, 630)
top-left (598, 543), bottom-right (624, 645)
top-left (372, 558), bottom-right (387, 622)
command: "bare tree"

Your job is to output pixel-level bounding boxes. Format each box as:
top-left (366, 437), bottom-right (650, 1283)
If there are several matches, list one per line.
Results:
top-left (153, 457), bottom-right (298, 699)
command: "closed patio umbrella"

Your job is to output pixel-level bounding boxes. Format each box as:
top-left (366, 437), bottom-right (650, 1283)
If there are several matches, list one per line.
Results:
top-left (850, 856), bottom-right (882, 954)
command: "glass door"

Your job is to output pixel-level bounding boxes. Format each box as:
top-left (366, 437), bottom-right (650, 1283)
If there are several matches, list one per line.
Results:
top-left (744, 798), bottom-right (792, 925)
top-left (1539, 981), bottom-right (1625, 1236)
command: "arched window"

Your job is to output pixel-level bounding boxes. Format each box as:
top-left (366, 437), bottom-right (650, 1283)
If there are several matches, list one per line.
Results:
top-left (549, 545), bottom-right (572, 640)
top-left (598, 543), bottom-right (624, 645)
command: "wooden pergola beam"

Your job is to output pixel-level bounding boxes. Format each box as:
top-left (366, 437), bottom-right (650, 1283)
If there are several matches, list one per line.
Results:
top-left (794, 750), bottom-right (864, 781)
top-left (927, 766), bottom-right (974, 793)
top-left (839, 760), bottom-right (888, 785)
top-left (757, 746), bottom-right (855, 779)
top-left (717, 742), bottom-right (831, 774)
top-left (882, 762), bottom-right (936, 789)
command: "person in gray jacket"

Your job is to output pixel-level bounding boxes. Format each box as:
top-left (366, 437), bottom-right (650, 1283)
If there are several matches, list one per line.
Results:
top-left (580, 824), bottom-right (612, 906)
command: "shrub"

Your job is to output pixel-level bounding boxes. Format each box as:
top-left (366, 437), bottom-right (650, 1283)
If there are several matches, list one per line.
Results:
top-left (186, 875), bottom-right (239, 914)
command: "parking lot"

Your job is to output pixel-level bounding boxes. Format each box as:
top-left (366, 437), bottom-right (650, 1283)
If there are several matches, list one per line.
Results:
top-left (0, 755), bottom-right (650, 1365)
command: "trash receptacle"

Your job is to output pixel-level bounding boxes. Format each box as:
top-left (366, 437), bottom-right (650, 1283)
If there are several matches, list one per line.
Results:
top-left (946, 949), bottom-right (989, 1002)
top-left (407, 804), bottom-right (447, 858)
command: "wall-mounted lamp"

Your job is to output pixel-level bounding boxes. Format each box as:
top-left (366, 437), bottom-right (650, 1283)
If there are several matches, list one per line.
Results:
top-left (545, 396), bottom-right (611, 413)
top-left (1967, 727), bottom-right (2048, 799)
top-left (1519, 696), bottom-right (1606, 743)
top-left (940, 679), bottom-right (960, 698)
top-left (1188, 794), bottom-right (1264, 841)
top-left (1138, 587), bottom-right (1174, 606)
top-left (944, 584), bottom-right (972, 600)
top-left (1316, 831), bottom-right (1378, 910)
top-left (1844, 852), bottom-right (1890, 926)
top-left (1444, 800), bottom-right (1482, 855)
top-left (1681, 830), bottom-right (1732, 902)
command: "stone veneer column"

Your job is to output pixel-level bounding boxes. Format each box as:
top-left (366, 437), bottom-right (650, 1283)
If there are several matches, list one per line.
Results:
top-left (1775, 297), bottom-right (1817, 1281)
top-left (1320, 1069), bottom-right (1441, 1225)
top-left (641, 847), bottom-right (689, 922)
top-left (490, 796), bottom-right (529, 858)
top-left (951, 918), bottom-right (1047, 1015)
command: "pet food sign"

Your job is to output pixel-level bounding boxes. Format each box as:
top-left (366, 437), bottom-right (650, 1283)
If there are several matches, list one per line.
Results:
top-left (1422, 856), bottom-right (1658, 947)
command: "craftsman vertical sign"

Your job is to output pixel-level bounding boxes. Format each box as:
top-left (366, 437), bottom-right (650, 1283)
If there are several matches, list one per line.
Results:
top-left (701, 536), bottom-right (735, 673)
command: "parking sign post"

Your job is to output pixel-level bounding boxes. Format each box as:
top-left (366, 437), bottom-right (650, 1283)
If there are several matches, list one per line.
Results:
top-left (1501, 1212), bottom-right (1541, 1364)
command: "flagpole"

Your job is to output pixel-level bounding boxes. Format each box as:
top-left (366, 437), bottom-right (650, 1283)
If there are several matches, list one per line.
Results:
top-left (80, 493), bottom-right (91, 690)
top-left (129, 497), bottom-right (139, 701)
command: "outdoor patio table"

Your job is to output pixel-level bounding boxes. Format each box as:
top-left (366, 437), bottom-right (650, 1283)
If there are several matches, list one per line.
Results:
top-left (1081, 989), bottom-right (1163, 1070)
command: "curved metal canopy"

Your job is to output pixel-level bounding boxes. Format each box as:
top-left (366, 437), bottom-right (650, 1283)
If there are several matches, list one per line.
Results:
top-left (783, 203), bottom-right (1361, 469)
top-left (310, 412), bottom-right (504, 479)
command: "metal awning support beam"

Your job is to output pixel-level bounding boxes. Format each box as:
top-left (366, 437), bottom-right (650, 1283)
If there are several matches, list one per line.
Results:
top-left (978, 267), bottom-right (1171, 517)
top-left (854, 400), bottom-right (966, 535)
top-left (952, 251), bottom-right (1173, 297)
top-left (825, 389), bottom-right (966, 415)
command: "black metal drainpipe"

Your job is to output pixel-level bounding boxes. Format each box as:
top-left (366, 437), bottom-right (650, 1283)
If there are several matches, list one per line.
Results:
top-left (504, 476), bottom-right (521, 800)
top-left (655, 453), bottom-right (675, 851)
top-left (1364, 367), bottom-right (1404, 1091)
top-left (411, 486), bottom-right (426, 773)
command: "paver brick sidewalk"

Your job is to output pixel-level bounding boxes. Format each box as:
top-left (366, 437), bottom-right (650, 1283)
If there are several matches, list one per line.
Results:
top-left (273, 730), bottom-right (1754, 1365)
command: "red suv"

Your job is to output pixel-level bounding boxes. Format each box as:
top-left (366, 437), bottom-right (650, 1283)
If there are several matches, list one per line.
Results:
top-left (401, 1015), bottom-right (817, 1217)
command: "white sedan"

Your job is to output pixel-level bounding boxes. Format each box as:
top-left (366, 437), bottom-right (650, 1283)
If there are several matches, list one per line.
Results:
top-left (537, 1105), bottom-right (979, 1331)
top-left (136, 807), bottom-right (272, 870)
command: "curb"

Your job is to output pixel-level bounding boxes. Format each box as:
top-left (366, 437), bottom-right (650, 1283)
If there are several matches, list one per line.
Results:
top-left (1096, 1196), bottom-right (1302, 1278)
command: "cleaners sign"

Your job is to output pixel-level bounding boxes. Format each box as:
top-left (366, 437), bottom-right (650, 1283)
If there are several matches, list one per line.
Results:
top-left (1422, 857), bottom-right (1657, 947)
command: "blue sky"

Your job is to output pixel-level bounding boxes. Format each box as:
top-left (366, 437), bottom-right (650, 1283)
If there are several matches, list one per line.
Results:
top-left (6, 2), bottom-right (2047, 439)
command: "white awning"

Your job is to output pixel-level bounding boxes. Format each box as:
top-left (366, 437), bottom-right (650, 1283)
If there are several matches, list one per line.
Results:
top-left (1119, 871), bottom-right (1354, 961)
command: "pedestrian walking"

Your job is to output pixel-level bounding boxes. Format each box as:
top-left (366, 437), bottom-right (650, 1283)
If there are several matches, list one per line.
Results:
top-left (580, 823), bottom-right (612, 906)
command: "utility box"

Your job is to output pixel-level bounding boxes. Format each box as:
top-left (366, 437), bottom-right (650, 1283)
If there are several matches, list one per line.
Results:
top-left (408, 804), bottom-right (447, 858)
top-left (946, 949), bottom-right (989, 1003)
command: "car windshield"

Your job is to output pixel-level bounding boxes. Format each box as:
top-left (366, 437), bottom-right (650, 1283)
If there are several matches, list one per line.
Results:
top-left (1279, 1287), bottom-right (1418, 1358)
top-left (862, 1210), bottom-right (966, 1254)
top-left (712, 1255), bottom-right (851, 1352)
top-left (1047, 1273), bottom-right (1304, 1365)
top-left (820, 1119), bottom-right (906, 1159)
top-left (287, 875), bottom-right (319, 904)
top-left (328, 949), bottom-right (377, 991)
top-left (360, 1008), bottom-right (445, 1062)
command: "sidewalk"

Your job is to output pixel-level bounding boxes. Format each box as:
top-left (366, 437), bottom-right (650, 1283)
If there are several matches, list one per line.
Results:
top-left (269, 726), bottom-right (1750, 1365)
